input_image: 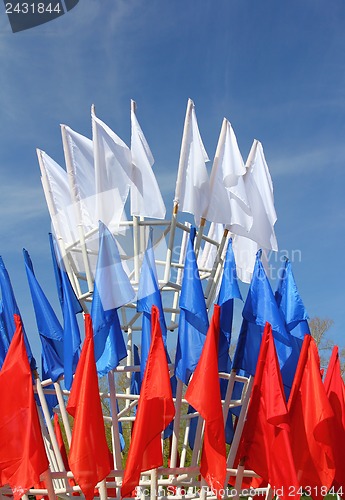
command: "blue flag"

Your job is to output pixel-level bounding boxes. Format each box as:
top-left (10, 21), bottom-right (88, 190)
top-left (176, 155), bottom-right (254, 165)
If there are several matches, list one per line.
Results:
top-left (0, 255), bottom-right (36, 370)
top-left (175, 227), bottom-right (209, 385)
top-left (48, 233), bottom-right (82, 315)
top-left (275, 258), bottom-right (310, 399)
top-left (0, 301), bottom-right (10, 368)
top-left (137, 228), bottom-right (167, 379)
top-left (217, 238), bottom-right (243, 443)
top-left (23, 248), bottom-right (64, 384)
top-left (130, 344), bottom-right (142, 397)
top-left (49, 234), bottom-right (82, 390)
top-left (233, 250), bottom-right (292, 376)
top-left (91, 222), bottom-right (133, 377)
top-left (217, 238), bottom-right (242, 373)
top-left (189, 239), bottom-right (242, 449)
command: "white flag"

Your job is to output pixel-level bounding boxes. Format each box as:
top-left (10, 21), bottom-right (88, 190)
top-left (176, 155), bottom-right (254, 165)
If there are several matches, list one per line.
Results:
top-left (91, 107), bottom-right (132, 232)
top-left (130, 101), bottom-right (166, 219)
top-left (61, 125), bottom-right (96, 232)
top-left (174, 98), bottom-right (210, 226)
top-left (232, 140), bottom-right (278, 283)
top-left (37, 149), bottom-right (78, 246)
top-left (206, 119), bottom-right (252, 233)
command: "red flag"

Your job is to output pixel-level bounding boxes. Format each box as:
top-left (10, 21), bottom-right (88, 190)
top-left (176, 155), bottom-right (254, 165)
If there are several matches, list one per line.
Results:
top-left (185, 305), bottom-right (226, 499)
top-left (323, 346), bottom-right (345, 496)
top-left (121, 305), bottom-right (175, 498)
top-left (237, 322), bottom-right (299, 500)
top-left (0, 314), bottom-right (49, 500)
top-left (288, 335), bottom-right (335, 498)
top-left (67, 314), bottom-right (110, 500)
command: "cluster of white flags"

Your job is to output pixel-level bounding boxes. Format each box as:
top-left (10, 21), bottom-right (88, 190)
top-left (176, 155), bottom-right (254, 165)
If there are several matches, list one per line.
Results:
top-left (175, 98), bottom-right (278, 282)
top-left (38, 101), bottom-right (166, 249)
top-left (38, 98), bottom-right (277, 284)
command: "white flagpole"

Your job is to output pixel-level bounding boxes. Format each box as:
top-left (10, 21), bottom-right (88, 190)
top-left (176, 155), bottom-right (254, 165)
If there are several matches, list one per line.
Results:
top-left (222, 370), bottom-right (236, 424)
top-left (168, 379), bottom-right (184, 472)
top-left (61, 124), bottom-right (94, 293)
top-left (34, 374), bottom-right (71, 492)
top-left (225, 376), bottom-right (253, 484)
top-left (164, 99), bottom-right (194, 284)
top-left (205, 229), bottom-right (229, 305)
top-left (107, 371), bottom-right (123, 471)
top-left (53, 381), bottom-right (72, 445)
top-left (131, 100), bottom-right (141, 284)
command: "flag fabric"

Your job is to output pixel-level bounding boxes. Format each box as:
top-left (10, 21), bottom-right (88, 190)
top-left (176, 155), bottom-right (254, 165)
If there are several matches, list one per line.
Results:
top-left (288, 335), bottom-right (335, 496)
top-left (217, 238), bottom-right (242, 442)
top-left (189, 238), bottom-right (242, 449)
top-left (0, 314), bottom-right (49, 500)
top-left (323, 346), bottom-right (345, 495)
top-left (121, 305), bottom-right (175, 498)
top-left (232, 140), bottom-right (278, 283)
top-left (61, 124), bottom-right (96, 232)
top-left (0, 301), bottom-right (10, 368)
top-left (91, 221), bottom-right (133, 376)
top-left (67, 314), bottom-right (111, 500)
top-left (91, 107), bottom-right (132, 231)
top-left (275, 258), bottom-right (310, 399)
top-left (237, 322), bottom-right (299, 500)
top-left (137, 228), bottom-right (167, 378)
top-left (217, 238), bottom-right (242, 373)
top-left (185, 305), bottom-right (226, 498)
top-left (175, 227), bottom-right (209, 385)
top-left (233, 250), bottom-right (291, 376)
top-left (0, 255), bottom-right (36, 370)
top-left (130, 101), bottom-right (166, 219)
top-left (37, 149), bottom-right (79, 246)
top-left (206, 118), bottom-right (252, 233)
top-left (49, 234), bottom-right (82, 390)
top-left (49, 233), bottom-right (81, 313)
top-left (130, 344), bottom-right (142, 396)
top-left (174, 98), bottom-right (210, 226)
top-left (23, 248), bottom-right (64, 382)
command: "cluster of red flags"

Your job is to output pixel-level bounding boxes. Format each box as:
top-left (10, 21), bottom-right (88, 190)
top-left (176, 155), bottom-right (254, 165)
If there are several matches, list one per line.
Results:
top-left (0, 315), bottom-right (49, 500)
top-left (1, 308), bottom-right (345, 500)
top-left (236, 323), bottom-right (345, 499)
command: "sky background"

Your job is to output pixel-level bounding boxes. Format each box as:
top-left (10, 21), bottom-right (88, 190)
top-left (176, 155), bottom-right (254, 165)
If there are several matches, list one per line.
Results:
top-left (0, 0), bottom-right (344, 366)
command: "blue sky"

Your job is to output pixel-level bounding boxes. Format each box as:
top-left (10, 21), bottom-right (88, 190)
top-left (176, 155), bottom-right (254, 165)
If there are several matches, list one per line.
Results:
top-left (0, 0), bottom-right (344, 364)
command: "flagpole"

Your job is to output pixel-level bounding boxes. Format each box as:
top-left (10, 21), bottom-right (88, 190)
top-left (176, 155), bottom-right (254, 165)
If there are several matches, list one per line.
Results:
top-left (61, 124), bottom-right (94, 294)
top-left (205, 229), bottom-right (229, 305)
top-left (168, 379), bottom-right (184, 472)
top-left (34, 374), bottom-right (71, 493)
top-left (53, 381), bottom-right (72, 445)
top-left (164, 99), bottom-right (193, 284)
top-left (131, 100), bottom-right (141, 284)
top-left (225, 375), bottom-right (253, 484)
top-left (190, 417), bottom-right (204, 467)
top-left (232, 460), bottom-right (245, 500)
top-left (108, 371), bottom-right (123, 471)
top-left (221, 371), bottom-right (236, 424)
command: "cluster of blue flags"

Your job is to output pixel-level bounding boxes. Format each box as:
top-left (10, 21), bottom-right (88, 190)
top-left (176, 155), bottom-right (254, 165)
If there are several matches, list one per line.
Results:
top-left (0, 219), bottom-right (311, 443)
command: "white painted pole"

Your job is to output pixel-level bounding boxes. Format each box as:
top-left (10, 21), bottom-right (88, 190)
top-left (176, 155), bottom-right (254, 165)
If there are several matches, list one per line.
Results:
top-left (168, 379), bottom-right (183, 471)
top-left (225, 376), bottom-right (253, 486)
top-left (53, 381), bottom-right (72, 445)
top-left (107, 371), bottom-right (123, 470)
top-left (61, 124), bottom-right (94, 293)
top-left (35, 375), bottom-right (70, 492)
